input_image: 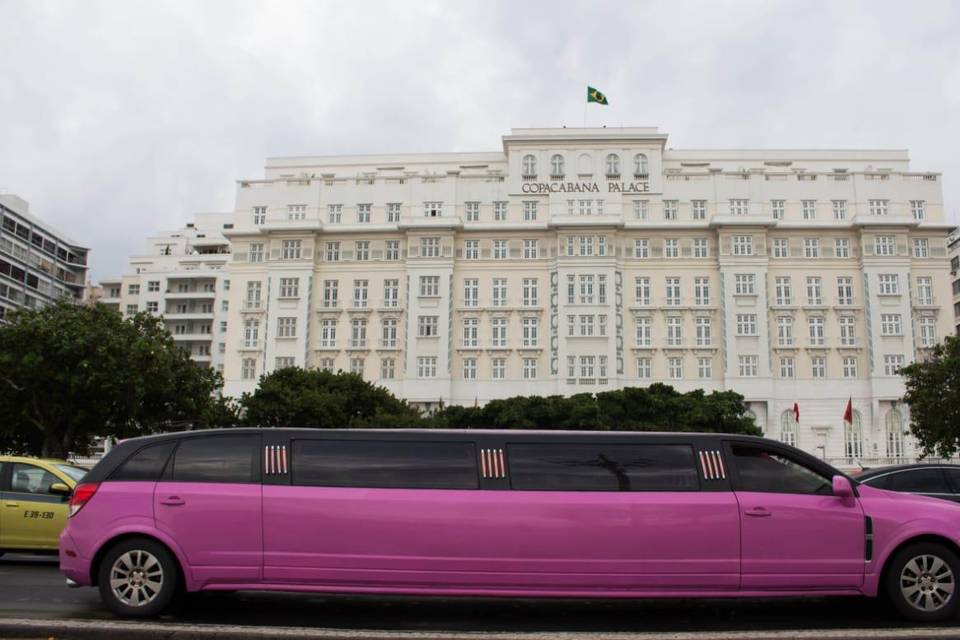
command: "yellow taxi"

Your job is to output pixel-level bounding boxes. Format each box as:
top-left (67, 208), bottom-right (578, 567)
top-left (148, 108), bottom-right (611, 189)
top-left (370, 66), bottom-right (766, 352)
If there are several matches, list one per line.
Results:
top-left (0, 456), bottom-right (87, 555)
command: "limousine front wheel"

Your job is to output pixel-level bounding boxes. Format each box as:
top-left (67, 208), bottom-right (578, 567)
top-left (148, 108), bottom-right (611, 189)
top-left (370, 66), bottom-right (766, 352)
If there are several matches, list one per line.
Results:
top-left (98, 538), bottom-right (178, 617)
top-left (887, 542), bottom-right (960, 622)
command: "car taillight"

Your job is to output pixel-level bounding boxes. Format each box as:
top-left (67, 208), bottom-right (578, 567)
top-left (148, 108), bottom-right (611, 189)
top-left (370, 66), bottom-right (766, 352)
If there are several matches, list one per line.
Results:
top-left (69, 482), bottom-right (99, 517)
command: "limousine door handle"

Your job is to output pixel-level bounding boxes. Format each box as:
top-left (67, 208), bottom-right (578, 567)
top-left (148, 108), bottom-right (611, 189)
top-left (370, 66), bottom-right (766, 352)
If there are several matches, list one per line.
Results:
top-left (744, 507), bottom-right (771, 517)
top-left (159, 496), bottom-right (185, 506)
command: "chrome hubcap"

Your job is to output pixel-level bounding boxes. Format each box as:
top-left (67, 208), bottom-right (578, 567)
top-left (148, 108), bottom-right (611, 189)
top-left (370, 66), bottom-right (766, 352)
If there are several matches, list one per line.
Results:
top-left (901, 554), bottom-right (955, 612)
top-left (110, 550), bottom-right (163, 607)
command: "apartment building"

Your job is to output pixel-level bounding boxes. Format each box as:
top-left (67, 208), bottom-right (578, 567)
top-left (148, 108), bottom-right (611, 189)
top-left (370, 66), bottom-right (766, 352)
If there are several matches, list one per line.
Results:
top-left (950, 228), bottom-right (960, 336)
top-left (0, 193), bottom-right (89, 317)
top-left (99, 214), bottom-right (232, 369)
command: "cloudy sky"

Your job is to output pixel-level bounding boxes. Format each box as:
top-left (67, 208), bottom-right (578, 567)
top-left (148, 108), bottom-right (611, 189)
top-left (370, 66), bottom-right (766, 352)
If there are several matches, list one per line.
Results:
top-left (2, 0), bottom-right (958, 281)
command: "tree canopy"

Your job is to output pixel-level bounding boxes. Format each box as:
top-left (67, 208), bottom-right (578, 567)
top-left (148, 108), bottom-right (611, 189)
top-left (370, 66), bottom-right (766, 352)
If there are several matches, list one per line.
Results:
top-left (902, 335), bottom-right (960, 458)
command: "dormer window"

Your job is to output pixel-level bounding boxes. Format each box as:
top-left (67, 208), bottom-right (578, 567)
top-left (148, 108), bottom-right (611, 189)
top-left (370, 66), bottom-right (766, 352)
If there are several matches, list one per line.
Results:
top-left (522, 154), bottom-right (537, 178)
top-left (605, 153), bottom-right (620, 177)
top-left (634, 153), bottom-right (649, 178)
top-left (550, 154), bottom-right (564, 178)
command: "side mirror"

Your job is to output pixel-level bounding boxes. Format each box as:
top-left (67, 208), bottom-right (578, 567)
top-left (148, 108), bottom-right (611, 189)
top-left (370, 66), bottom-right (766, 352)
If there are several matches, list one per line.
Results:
top-left (49, 482), bottom-right (72, 497)
top-left (832, 475), bottom-right (854, 498)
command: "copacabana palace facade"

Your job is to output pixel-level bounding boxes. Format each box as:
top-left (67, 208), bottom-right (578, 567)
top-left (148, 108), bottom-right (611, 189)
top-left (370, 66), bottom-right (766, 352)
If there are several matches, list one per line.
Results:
top-left (218, 127), bottom-right (953, 467)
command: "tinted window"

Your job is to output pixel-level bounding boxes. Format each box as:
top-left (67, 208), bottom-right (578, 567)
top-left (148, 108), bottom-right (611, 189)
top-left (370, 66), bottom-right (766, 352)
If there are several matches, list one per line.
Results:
top-left (292, 440), bottom-right (478, 489)
top-left (860, 473), bottom-right (890, 489)
top-left (508, 443), bottom-right (700, 491)
top-left (10, 463), bottom-right (60, 495)
top-left (944, 469), bottom-right (960, 493)
top-left (888, 468), bottom-right (950, 494)
top-left (173, 436), bottom-right (257, 483)
top-left (111, 442), bottom-right (176, 481)
top-left (732, 445), bottom-right (832, 495)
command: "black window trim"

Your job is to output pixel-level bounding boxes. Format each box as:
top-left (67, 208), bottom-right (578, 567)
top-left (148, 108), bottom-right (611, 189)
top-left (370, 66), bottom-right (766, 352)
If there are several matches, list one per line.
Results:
top-left (724, 440), bottom-right (857, 497)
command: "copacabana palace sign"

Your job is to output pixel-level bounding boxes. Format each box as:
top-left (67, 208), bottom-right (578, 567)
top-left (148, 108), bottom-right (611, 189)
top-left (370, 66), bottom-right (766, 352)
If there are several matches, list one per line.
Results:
top-left (520, 179), bottom-right (650, 194)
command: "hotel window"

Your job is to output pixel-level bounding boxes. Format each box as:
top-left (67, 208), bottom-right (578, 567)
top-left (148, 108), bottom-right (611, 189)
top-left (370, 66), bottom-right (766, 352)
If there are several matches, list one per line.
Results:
top-left (146, 301), bottom-right (158, 313)
top-left (324, 241), bottom-right (339, 262)
top-left (634, 239), bottom-right (649, 258)
top-left (567, 275), bottom-right (575, 304)
top-left (580, 314), bottom-right (595, 337)
top-left (578, 199), bottom-right (593, 215)
top-left (147, 280), bottom-right (160, 292)
top-left (842, 357), bottom-right (858, 378)
top-left (523, 201), bottom-right (538, 221)
top-left (916, 276), bottom-right (933, 305)
top-left (598, 314), bottom-right (608, 336)
top-left (243, 319), bottom-right (259, 348)
top-left (128, 284), bottom-right (140, 295)
top-left (381, 318), bottom-right (397, 347)
top-left (353, 279), bottom-right (368, 308)
top-left (832, 200), bottom-right (847, 220)
top-left (875, 235), bottom-right (896, 256)
top-left (522, 358), bottom-right (537, 380)
top-left (668, 357), bottom-right (683, 380)
top-left (803, 238), bottom-right (819, 258)
top-left (579, 275), bottom-right (595, 303)
top-left (598, 355), bottom-right (608, 380)
top-left (697, 357), bottom-right (712, 379)
top-left (278, 277), bottom-right (299, 298)
top-left (567, 315), bottom-right (575, 336)
top-left (551, 154), bottom-right (565, 178)
top-left (605, 153), bottom-right (620, 177)
top-left (417, 356), bottom-right (437, 378)
top-left (664, 238), bottom-right (679, 258)
top-left (734, 273), bottom-right (755, 295)
top-left (772, 238), bottom-right (789, 258)
top-left (322, 280), bottom-right (338, 308)
top-left (834, 238), bottom-right (850, 258)
top-left (580, 356), bottom-right (595, 379)
top-left (287, 204), bottom-right (306, 221)
top-left (691, 200), bottom-right (706, 220)
top-left (493, 239), bottom-right (508, 259)
top-left (635, 277), bottom-right (650, 305)
top-left (634, 153), bottom-right (649, 177)
top-left (911, 200), bottom-right (926, 220)
top-left (812, 356), bottom-right (826, 379)
top-left (579, 236), bottom-right (594, 256)
top-left (522, 154), bottom-right (537, 178)
top-left (385, 240), bottom-right (400, 261)
top-left (462, 357), bottom-right (477, 380)
top-left (462, 318), bottom-right (479, 347)
top-left (381, 358), bottom-right (395, 379)
top-left (419, 275), bottom-right (440, 297)
top-left (463, 278), bottom-right (479, 307)
top-left (319, 358), bottom-right (335, 372)
top-left (598, 236), bottom-right (607, 256)
top-left (806, 277), bottom-right (822, 305)
top-left (869, 199), bottom-right (889, 216)
top-left (666, 316), bottom-right (682, 346)
top-left (424, 201), bottom-right (443, 217)
top-left (387, 203), bottom-right (401, 222)
top-left (494, 201), bottom-right (508, 221)
top-left (913, 238), bottom-right (929, 258)
top-left (220, 321), bottom-right (227, 333)
top-left (732, 235), bottom-right (753, 256)
top-left (775, 277), bottom-right (792, 305)
top-left (328, 204), bottom-right (342, 223)
top-left (837, 276), bottom-right (854, 305)
top-left (801, 200), bottom-right (816, 220)
top-left (880, 313), bottom-right (902, 336)
top-left (241, 358), bottom-right (257, 380)
top-left (249, 243), bottom-right (264, 263)
top-left (777, 316), bottom-right (793, 346)
top-left (771, 200), bottom-right (784, 219)
top-left (635, 317), bottom-right (652, 346)
top-left (523, 239), bottom-right (538, 259)
top-left (664, 200), bottom-right (678, 220)
top-left (350, 318), bottom-right (367, 347)
top-left (421, 237), bottom-right (441, 257)
top-left (840, 316), bottom-right (856, 346)
top-left (664, 277), bottom-right (681, 306)
top-left (253, 206), bottom-right (266, 224)
top-left (493, 278), bottom-right (508, 307)
top-left (633, 200), bottom-right (648, 220)
top-left (884, 354), bottom-right (904, 376)
top-left (878, 274), bottom-right (899, 295)
top-left (418, 315), bottom-right (439, 338)
top-left (355, 241), bottom-right (369, 261)
top-left (356, 203), bottom-right (371, 223)
top-left (277, 317), bottom-right (297, 338)
top-left (739, 355), bottom-right (759, 377)
top-left (275, 357), bottom-right (295, 369)
top-left (522, 278), bottom-right (538, 306)
top-left (780, 357), bottom-right (795, 378)
top-left (683, 239), bottom-right (704, 260)
top-left (694, 277), bottom-right (710, 305)
top-left (919, 316), bottom-right (937, 347)
top-left (809, 316), bottom-right (825, 346)
top-left (492, 318), bottom-right (507, 347)
top-left (695, 317), bottom-right (711, 346)
top-left (281, 240), bottom-right (302, 260)
top-left (464, 201), bottom-right (479, 222)
top-left (522, 318), bottom-right (539, 347)
top-left (464, 239), bottom-right (479, 260)
top-left (599, 274), bottom-right (608, 304)
top-left (637, 357), bottom-right (652, 378)
top-left (737, 314), bottom-right (757, 336)
top-left (730, 199), bottom-right (749, 216)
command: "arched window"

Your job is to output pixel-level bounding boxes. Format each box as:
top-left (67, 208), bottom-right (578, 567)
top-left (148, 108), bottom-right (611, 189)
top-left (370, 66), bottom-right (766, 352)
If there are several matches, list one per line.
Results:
top-left (521, 154), bottom-right (537, 178)
top-left (605, 153), bottom-right (620, 177)
top-left (780, 410), bottom-right (797, 447)
top-left (550, 154), bottom-right (564, 178)
top-left (886, 409), bottom-right (905, 459)
top-left (634, 153), bottom-right (649, 177)
top-left (844, 410), bottom-right (863, 459)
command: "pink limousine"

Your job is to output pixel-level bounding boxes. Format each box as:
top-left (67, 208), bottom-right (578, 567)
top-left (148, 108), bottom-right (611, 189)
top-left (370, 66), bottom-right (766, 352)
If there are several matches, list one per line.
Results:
top-left (60, 429), bottom-right (960, 621)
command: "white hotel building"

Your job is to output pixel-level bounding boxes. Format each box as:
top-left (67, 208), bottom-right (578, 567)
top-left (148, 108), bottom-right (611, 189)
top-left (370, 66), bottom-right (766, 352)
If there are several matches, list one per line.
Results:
top-left (152, 126), bottom-right (951, 467)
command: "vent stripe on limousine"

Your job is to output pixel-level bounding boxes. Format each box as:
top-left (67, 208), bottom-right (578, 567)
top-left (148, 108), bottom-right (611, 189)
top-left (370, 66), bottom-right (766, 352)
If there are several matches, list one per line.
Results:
top-left (699, 450), bottom-right (726, 480)
top-left (481, 448), bottom-right (506, 479)
top-left (264, 445), bottom-right (288, 475)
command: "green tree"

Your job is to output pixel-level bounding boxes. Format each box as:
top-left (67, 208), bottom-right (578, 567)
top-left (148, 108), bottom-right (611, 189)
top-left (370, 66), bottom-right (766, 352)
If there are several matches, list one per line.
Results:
top-left (239, 367), bottom-right (422, 429)
top-left (902, 335), bottom-right (960, 458)
top-left (0, 301), bottom-right (226, 458)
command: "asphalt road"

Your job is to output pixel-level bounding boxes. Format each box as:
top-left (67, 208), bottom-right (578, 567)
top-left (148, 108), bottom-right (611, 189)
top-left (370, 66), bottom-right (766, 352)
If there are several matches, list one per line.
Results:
top-left (2, 554), bottom-right (960, 637)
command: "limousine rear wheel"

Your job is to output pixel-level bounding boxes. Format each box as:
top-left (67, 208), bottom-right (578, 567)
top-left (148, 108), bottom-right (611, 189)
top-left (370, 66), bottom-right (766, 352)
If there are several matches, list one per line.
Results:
top-left (98, 538), bottom-right (178, 617)
top-left (886, 542), bottom-right (960, 622)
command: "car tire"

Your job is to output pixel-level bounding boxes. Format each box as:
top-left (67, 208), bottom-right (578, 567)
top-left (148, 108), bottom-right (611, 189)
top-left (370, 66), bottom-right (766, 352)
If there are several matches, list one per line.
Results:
top-left (886, 541), bottom-right (960, 622)
top-left (97, 538), bottom-right (179, 618)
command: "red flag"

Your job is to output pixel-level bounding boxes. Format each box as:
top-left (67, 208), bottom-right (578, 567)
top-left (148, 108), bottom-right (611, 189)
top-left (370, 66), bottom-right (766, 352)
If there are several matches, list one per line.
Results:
top-left (843, 397), bottom-right (853, 424)
top-left (793, 402), bottom-right (800, 423)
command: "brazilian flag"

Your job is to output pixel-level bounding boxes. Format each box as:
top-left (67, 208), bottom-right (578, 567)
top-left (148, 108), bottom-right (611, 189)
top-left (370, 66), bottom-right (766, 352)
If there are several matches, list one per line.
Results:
top-left (587, 86), bottom-right (609, 105)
